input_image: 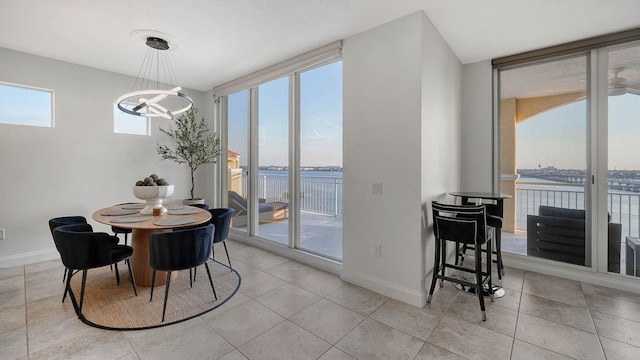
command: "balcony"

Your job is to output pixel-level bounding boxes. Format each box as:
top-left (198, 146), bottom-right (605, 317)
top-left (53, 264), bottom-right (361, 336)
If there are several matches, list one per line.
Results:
top-left (502, 181), bottom-right (640, 275)
top-left (230, 173), bottom-right (343, 260)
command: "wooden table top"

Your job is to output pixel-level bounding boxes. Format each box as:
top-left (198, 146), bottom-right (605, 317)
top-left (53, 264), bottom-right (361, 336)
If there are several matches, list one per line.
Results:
top-left (92, 204), bottom-right (211, 230)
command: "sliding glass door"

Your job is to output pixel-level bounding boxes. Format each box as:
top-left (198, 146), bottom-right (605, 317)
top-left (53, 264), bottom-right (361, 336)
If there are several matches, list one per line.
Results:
top-left (227, 90), bottom-right (249, 233)
top-left (498, 39), bottom-right (640, 277)
top-left (222, 60), bottom-right (343, 261)
top-left (257, 77), bottom-right (290, 245)
top-left (499, 55), bottom-right (590, 268)
top-left (298, 61), bottom-right (343, 260)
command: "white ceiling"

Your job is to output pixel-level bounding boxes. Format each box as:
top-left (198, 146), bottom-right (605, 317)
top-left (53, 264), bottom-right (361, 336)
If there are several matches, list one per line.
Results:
top-left (1, 0), bottom-right (640, 91)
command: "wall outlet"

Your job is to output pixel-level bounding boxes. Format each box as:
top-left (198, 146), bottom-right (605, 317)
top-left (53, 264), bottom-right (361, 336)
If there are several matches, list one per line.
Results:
top-left (0, 229), bottom-right (4, 240)
top-left (372, 244), bottom-right (382, 257)
top-left (371, 182), bottom-right (383, 195)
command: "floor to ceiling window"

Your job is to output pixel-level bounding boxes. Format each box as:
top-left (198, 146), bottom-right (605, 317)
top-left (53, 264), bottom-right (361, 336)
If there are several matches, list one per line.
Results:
top-left (607, 42), bottom-right (640, 276)
top-left (217, 42), bottom-right (343, 261)
top-left (227, 90), bottom-right (249, 233)
top-left (499, 55), bottom-right (589, 267)
top-left (495, 33), bottom-right (640, 278)
top-left (257, 77), bottom-right (290, 245)
top-left (299, 61), bottom-right (343, 260)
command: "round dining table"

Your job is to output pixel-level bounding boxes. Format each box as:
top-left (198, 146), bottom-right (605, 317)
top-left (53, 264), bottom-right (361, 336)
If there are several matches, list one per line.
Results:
top-left (92, 204), bottom-right (211, 287)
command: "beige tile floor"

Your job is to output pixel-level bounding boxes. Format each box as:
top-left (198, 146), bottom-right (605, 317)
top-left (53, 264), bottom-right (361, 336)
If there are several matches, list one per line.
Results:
top-left (2, 240), bottom-right (640, 360)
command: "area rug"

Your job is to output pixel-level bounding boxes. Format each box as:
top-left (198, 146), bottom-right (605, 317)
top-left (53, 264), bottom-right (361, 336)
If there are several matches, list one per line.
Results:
top-left (67, 259), bottom-right (241, 330)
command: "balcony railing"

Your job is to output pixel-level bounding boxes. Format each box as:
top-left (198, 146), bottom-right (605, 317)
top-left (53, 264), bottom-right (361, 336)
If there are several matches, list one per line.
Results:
top-left (516, 181), bottom-right (640, 238)
top-left (241, 174), bottom-right (343, 216)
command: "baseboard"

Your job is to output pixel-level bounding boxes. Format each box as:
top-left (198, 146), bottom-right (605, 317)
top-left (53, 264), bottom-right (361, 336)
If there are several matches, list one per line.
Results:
top-left (0, 249), bottom-right (59, 268)
top-left (502, 252), bottom-right (640, 295)
top-left (341, 270), bottom-right (425, 307)
top-left (229, 233), bottom-right (343, 275)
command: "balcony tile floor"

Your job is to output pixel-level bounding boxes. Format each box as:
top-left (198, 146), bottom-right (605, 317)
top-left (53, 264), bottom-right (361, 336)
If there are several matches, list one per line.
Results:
top-left (2, 240), bottom-right (640, 359)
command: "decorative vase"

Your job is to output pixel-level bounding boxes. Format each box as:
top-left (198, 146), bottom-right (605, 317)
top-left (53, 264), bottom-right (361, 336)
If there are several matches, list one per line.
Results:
top-left (133, 185), bottom-right (175, 215)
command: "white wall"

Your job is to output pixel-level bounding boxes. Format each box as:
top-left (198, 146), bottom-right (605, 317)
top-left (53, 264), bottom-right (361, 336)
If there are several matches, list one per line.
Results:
top-left (460, 61), bottom-right (493, 191)
top-left (0, 48), bottom-right (210, 267)
top-left (342, 11), bottom-right (461, 306)
top-left (419, 12), bottom-right (463, 297)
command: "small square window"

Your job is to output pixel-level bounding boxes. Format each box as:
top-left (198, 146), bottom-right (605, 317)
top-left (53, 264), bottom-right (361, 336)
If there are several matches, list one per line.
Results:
top-left (114, 103), bottom-right (150, 135)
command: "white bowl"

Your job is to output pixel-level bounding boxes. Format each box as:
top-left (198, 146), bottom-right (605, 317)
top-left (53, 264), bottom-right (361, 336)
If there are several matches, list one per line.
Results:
top-left (133, 185), bottom-right (174, 215)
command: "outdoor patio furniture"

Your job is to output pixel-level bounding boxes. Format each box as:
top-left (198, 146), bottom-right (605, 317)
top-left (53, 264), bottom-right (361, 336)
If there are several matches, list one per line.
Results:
top-left (526, 205), bottom-right (621, 272)
top-left (227, 191), bottom-right (288, 227)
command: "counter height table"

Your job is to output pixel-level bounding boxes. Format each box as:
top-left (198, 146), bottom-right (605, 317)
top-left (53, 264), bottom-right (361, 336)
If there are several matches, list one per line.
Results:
top-left (93, 204), bottom-right (211, 287)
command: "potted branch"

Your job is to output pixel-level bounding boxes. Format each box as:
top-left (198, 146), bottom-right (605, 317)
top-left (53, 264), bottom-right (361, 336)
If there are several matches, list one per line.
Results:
top-left (156, 108), bottom-right (221, 205)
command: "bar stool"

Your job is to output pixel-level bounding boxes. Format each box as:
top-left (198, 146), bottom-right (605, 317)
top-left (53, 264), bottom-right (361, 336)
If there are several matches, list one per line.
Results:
top-left (458, 197), bottom-right (505, 279)
top-left (428, 201), bottom-right (493, 321)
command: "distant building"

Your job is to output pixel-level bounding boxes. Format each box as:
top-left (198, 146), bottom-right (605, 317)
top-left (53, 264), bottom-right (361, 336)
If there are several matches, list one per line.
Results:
top-left (228, 149), bottom-right (240, 169)
top-left (228, 150), bottom-right (243, 195)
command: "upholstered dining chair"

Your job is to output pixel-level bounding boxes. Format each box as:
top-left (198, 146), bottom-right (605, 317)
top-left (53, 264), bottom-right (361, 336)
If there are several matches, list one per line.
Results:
top-left (49, 216), bottom-right (118, 302)
top-left (209, 208), bottom-right (233, 268)
top-left (191, 207), bottom-right (233, 283)
top-left (149, 224), bottom-right (217, 322)
top-left (190, 203), bottom-right (210, 210)
top-left (52, 223), bottom-right (137, 317)
top-left (428, 201), bottom-right (493, 321)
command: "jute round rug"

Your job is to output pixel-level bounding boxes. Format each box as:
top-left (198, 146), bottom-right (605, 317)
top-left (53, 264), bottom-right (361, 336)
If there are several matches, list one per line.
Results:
top-left (67, 259), bottom-right (241, 330)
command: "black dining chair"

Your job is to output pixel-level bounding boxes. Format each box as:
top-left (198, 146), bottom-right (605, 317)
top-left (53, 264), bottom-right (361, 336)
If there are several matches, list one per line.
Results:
top-left (428, 201), bottom-right (493, 321)
top-left (52, 223), bottom-right (137, 317)
top-left (191, 207), bottom-right (234, 282)
top-left (149, 224), bottom-right (217, 322)
top-left (49, 216), bottom-right (119, 302)
top-left (190, 203), bottom-right (210, 210)
top-left (112, 226), bottom-right (132, 246)
top-left (209, 208), bottom-right (233, 268)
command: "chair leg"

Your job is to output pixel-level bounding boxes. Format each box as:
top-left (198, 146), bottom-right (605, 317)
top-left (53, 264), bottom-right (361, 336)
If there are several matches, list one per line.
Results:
top-left (126, 257), bottom-right (137, 296)
top-left (124, 233), bottom-right (129, 246)
top-left (150, 270), bottom-right (156, 301)
top-left (62, 268), bottom-right (67, 282)
top-left (460, 243), bottom-right (468, 266)
top-left (79, 270), bottom-right (88, 314)
top-left (189, 268), bottom-right (193, 288)
top-left (486, 238), bottom-right (494, 303)
top-left (204, 263), bottom-right (218, 300)
top-left (439, 239), bottom-right (447, 287)
top-left (62, 268), bottom-right (73, 303)
top-left (494, 227), bottom-right (504, 277)
top-left (114, 262), bottom-right (120, 285)
top-left (427, 238), bottom-right (441, 303)
top-left (474, 245), bottom-right (486, 321)
top-left (161, 271), bottom-right (172, 322)
top-left (223, 241), bottom-right (232, 269)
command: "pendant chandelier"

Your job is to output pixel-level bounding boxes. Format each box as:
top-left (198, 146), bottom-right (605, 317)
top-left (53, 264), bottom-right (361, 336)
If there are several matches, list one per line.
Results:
top-left (117, 31), bottom-right (193, 119)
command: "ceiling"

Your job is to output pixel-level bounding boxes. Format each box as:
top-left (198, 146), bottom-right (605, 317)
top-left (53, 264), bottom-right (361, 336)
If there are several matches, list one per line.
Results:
top-left (1, 0), bottom-right (640, 91)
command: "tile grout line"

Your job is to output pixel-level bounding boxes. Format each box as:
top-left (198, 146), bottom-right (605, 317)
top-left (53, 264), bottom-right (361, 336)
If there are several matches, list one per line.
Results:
top-left (22, 265), bottom-right (30, 360)
top-left (508, 269), bottom-right (526, 360)
top-left (581, 281), bottom-right (608, 359)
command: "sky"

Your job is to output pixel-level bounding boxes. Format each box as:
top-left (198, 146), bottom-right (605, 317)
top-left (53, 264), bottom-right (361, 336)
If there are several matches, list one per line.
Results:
top-left (517, 93), bottom-right (640, 170)
top-left (227, 61), bottom-right (342, 168)
top-left (0, 83), bottom-right (52, 127)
